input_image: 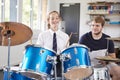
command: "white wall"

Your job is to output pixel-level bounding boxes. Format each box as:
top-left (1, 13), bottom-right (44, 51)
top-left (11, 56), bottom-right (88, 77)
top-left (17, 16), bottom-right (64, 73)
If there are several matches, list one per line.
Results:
top-left (0, 41), bottom-right (30, 69)
top-left (47, 0), bottom-right (120, 38)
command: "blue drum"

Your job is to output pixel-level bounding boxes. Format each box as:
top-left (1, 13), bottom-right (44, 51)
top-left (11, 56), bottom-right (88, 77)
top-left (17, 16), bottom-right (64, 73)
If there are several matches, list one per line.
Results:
top-left (20, 45), bottom-right (56, 79)
top-left (3, 67), bottom-right (32, 80)
top-left (61, 43), bottom-right (93, 79)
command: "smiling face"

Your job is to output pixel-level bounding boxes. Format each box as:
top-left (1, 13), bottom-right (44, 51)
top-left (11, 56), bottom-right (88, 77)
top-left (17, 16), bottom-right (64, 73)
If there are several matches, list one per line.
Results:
top-left (90, 16), bottom-right (105, 35)
top-left (47, 11), bottom-right (60, 31)
top-left (91, 21), bottom-right (103, 35)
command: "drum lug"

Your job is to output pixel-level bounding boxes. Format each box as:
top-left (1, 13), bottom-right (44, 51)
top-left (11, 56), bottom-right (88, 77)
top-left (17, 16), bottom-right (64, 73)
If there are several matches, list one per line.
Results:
top-left (60, 53), bottom-right (71, 61)
top-left (46, 55), bottom-right (57, 64)
top-left (76, 59), bottom-right (80, 66)
top-left (74, 48), bottom-right (77, 54)
top-left (40, 49), bottom-right (45, 54)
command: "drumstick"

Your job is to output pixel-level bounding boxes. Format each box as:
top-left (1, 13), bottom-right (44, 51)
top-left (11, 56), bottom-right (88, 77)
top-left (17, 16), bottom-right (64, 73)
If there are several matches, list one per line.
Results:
top-left (65, 32), bottom-right (73, 48)
top-left (29, 38), bottom-right (32, 45)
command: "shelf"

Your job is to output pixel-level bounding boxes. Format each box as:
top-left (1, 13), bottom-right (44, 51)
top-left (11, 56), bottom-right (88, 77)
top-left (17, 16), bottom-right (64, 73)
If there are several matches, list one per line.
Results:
top-left (87, 1), bottom-right (120, 26)
top-left (105, 23), bottom-right (120, 26)
top-left (87, 1), bottom-right (120, 16)
top-left (88, 1), bottom-right (120, 5)
top-left (87, 12), bottom-right (120, 16)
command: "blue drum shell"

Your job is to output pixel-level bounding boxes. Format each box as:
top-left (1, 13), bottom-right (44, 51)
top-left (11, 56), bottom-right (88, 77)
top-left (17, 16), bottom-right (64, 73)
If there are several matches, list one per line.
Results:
top-left (61, 46), bottom-right (91, 73)
top-left (21, 45), bottom-right (56, 76)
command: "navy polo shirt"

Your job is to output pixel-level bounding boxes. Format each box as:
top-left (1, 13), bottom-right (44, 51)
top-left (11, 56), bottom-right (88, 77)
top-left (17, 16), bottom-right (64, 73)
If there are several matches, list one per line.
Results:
top-left (79, 32), bottom-right (114, 53)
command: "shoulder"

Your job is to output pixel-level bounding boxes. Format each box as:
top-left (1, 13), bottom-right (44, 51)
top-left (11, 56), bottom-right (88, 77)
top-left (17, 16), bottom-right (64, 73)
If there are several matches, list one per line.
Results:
top-left (39, 30), bottom-right (50, 35)
top-left (102, 33), bottom-right (110, 38)
top-left (58, 30), bottom-right (69, 38)
top-left (81, 32), bottom-right (91, 39)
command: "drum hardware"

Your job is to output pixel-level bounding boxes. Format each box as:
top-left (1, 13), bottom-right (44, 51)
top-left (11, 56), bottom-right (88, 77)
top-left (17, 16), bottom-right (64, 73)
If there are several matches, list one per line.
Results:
top-left (61, 58), bottom-right (65, 80)
top-left (92, 65), bottom-right (111, 80)
top-left (60, 53), bottom-right (71, 61)
top-left (60, 53), bottom-right (71, 80)
top-left (46, 55), bottom-right (58, 80)
top-left (46, 55), bottom-right (57, 64)
top-left (74, 48), bottom-right (78, 54)
top-left (0, 22), bottom-right (33, 80)
top-left (76, 59), bottom-right (80, 66)
top-left (40, 49), bottom-right (45, 54)
top-left (52, 56), bottom-right (57, 80)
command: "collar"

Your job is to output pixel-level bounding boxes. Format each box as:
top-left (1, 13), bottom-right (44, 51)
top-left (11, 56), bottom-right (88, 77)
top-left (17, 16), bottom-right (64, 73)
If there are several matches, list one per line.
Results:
top-left (49, 29), bottom-right (60, 35)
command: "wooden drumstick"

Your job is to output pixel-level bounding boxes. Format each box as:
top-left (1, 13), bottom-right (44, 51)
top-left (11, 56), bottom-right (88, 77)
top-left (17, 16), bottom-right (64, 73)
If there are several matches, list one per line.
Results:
top-left (65, 32), bottom-right (73, 48)
top-left (29, 38), bottom-right (32, 45)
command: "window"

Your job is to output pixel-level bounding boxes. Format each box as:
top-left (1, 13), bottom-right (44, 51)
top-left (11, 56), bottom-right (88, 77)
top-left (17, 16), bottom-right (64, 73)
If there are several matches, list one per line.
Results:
top-left (0, 0), bottom-right (42, 30)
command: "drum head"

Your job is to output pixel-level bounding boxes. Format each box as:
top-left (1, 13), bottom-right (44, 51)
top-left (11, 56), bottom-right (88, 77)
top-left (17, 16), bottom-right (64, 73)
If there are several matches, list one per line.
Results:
top-left (64, 67), bottom-right (93, 80)
top-left (20, 71), bottom-right (45, 79)
top-left (3, 66), bottom-right (21, 72)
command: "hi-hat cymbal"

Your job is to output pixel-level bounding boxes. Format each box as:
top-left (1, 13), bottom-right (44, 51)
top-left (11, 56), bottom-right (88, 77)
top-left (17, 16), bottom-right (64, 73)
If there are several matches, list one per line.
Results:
top-left (0, 22), bottom-right (33, 46)
top-left (96, 56), bottom-right (120, 62)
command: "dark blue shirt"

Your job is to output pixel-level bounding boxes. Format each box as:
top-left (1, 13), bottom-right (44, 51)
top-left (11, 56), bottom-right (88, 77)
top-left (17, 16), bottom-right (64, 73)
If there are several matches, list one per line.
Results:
top-left (78, 32), bottom-right (114, 53)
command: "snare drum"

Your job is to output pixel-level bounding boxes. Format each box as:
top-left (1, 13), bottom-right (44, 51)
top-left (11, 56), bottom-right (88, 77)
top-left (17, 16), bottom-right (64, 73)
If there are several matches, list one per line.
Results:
top-left (20, 45), bottom-right (56, 79)
top-left (61, 43), bottom-right (93, 79)
top-left (3, 67), bottom-right (32, 80)
top-left (92, 65), bottom-right (110, 80)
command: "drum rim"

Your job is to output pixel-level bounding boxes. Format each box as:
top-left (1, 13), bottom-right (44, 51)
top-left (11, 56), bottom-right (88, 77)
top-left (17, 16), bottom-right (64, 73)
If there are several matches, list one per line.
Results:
top-left (61, 43), bottom-right (89, 53)
top-left (25, 44), bottom-right (56, 54)
top-left (64, 66), bottom-right (93, 79)
top-left (70, 43), bottom-right (88, 49)
top-left (20, 69), bottom-right (49, 77)
top-left (3, 66), bottom-right (21, 71)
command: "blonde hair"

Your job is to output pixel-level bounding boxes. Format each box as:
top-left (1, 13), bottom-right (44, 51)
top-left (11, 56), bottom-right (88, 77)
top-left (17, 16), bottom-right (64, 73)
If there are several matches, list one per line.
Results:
top-left (47, 11), bottom-right (61, 29)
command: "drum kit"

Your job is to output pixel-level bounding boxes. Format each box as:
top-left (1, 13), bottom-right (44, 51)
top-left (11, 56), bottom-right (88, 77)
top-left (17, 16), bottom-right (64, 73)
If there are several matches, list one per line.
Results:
top-left (0, 22), bottom-right (120, 80)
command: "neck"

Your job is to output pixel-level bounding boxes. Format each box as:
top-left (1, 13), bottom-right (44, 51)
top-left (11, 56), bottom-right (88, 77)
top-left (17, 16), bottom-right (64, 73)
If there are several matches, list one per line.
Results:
top-left (92, 32), bottom-right (102, 40)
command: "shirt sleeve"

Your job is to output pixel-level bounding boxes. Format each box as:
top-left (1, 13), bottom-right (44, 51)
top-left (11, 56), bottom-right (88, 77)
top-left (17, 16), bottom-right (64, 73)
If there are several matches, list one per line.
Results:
top-left (78, 35), bottom-right (86, 44)
top-left (108, 40), bottom-right (115, 53)
top-left (36, 33), bottom-right (44, 46)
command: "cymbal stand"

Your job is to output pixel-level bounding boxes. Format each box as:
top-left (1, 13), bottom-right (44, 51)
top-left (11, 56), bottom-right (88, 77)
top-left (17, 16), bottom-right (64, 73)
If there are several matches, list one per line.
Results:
top-left (7, 37), bottom-right (11, 80)
top-left (106, 39), bottom-right (109, 56)
top-left (4, 30), bottom-right (14, 80)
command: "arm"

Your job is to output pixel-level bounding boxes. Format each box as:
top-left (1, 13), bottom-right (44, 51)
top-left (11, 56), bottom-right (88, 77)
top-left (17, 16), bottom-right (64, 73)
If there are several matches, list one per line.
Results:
top-left (108, 53), bottom-right (116, 58)
top-left (107, 63), bottom-right (120, 80)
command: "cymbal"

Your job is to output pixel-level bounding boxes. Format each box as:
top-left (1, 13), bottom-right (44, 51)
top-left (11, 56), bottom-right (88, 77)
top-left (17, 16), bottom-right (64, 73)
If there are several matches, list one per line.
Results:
top-left (106, 37), bottom-right (120, 42)
top-left (96, 56), bottom-right (120, 62)
top-left (0, 22), bottom-right (33, 46)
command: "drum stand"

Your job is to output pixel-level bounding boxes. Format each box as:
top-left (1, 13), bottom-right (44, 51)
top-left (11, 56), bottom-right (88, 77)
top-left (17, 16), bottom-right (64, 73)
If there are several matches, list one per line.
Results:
top-left (61, 59), bottom-right (64, 80)
top-left (60, 54), bottom-right (71, 80)
top-left (47, 56), bottom-right (57, 80)
top-left (3, 30), bottom-right (14, 80)
top-left (53, 59), bottom-right (57, 80)
top-left (6, 37), bottom-right (11, 80)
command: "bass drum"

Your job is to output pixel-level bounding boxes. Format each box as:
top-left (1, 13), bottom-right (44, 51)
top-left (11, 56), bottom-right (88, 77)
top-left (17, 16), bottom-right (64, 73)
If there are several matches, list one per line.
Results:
top-left (60, 43), bottom-right (93, 80)
top-left (20, 45), bottom-right (56, 79)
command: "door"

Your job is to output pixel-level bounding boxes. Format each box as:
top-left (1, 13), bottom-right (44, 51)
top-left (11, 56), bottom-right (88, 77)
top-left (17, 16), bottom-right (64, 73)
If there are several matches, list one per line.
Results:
top-left (60, 3), bottom-right (80, 45)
